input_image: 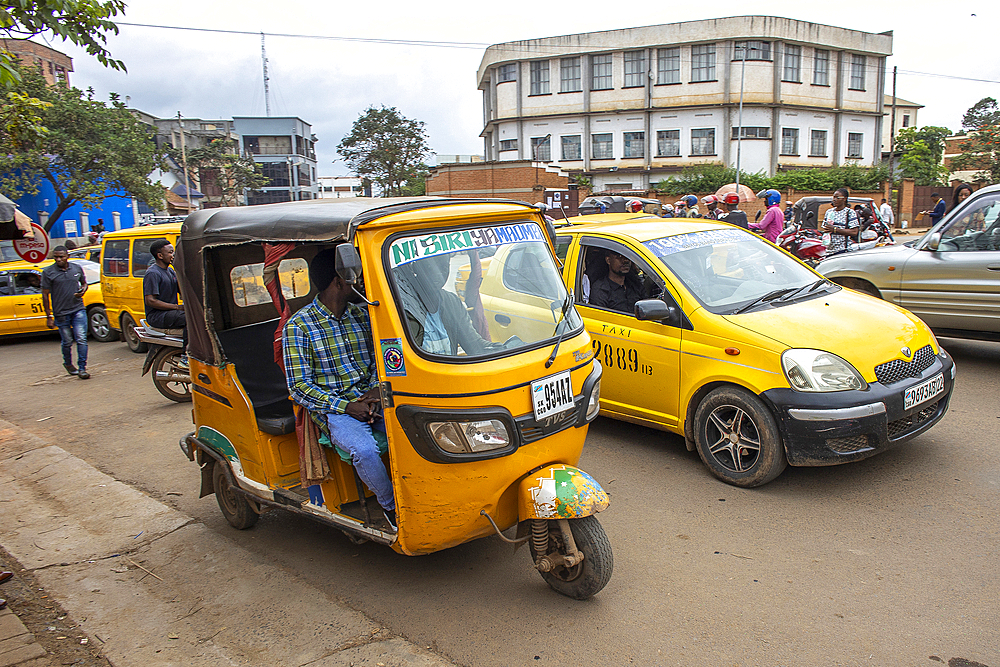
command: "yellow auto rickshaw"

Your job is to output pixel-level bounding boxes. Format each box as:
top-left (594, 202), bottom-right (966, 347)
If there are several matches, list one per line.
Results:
top-left (175, 197), bottom-right (612, 599)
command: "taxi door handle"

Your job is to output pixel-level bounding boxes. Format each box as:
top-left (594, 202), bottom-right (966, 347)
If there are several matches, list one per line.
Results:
top-left (988, 265), bottom-right (1000, 271)
top-left (494, 314), bottom-right (511, 326)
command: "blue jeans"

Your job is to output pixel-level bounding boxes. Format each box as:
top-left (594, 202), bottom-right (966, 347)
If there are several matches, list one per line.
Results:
top-left (55, 309), bottom-right (88, 370)
top-left (325, 413), bottom-right (394, 512)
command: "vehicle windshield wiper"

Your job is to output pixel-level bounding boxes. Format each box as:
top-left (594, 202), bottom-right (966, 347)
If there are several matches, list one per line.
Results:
top-left (776, 279), bottom-right (829, 303)
top-left (545, 291), bottom-right (575, 369)
top-left (732, 287), bottom-right (798, 315)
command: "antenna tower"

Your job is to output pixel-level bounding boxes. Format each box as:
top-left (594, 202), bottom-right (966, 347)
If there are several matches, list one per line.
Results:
top-left (261, 32), bottom-right (271, 117)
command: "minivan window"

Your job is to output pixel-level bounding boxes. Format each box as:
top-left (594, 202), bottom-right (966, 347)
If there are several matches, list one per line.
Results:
top-left (132, 237), bottom-right (168, 278)
top-left (103, 240), bottom-right (130, 277)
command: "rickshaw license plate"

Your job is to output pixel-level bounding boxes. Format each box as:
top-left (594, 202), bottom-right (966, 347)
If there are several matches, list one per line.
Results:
top-left (903, 373), bottom-right (944, 410)
top-left (532, 370), bottom-right (575, 421)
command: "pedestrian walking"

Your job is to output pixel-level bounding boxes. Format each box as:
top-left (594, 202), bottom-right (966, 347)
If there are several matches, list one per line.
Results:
top-left (41, 246), bottom-right (90, 379)
top-left (879, 198), bottom-right (894, 226)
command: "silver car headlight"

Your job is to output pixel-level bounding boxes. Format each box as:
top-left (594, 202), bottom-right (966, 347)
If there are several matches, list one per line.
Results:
top-left (427, 419), bottom-right (511, 454)
top-left (781, 349), bottom-right (867, 392)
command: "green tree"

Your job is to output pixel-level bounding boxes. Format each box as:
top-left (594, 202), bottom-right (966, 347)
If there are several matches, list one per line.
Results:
top-left (894, 126), bottom-right (951, 185)
top-left (398, 162), bottom-right (429, 196)
top-left (170, 138), bottom-right (269, 207)
top-left (337, 106), bottom-right (430, 197)
top-left (0, 65), bottom-right (164, 231)
top-left (961, 97), bottom-right (1000, 132)
top-left (0, 0), bottom-right (126, 85)
top-left (654, 163), bottom-right (891, 195)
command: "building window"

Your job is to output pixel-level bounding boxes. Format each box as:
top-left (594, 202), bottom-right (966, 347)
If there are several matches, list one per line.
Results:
top-left (733, 40), bottom-right (771, 61)
top-left (847, 132), bottom-right (864, 158)
top-left (810, 130), bottom-right (828, 157)
top-left (530, 60), bottom-right (550, 95)
top-left (902, 114), bottom-right (910, 127)
top-left (260, 162), bottom-right (290, 187)
top-left (244, 136), bottom-right (292, 155)
top-left (623, 131), bottom-right (645, 158)
top-left (849, 54), bottom-right (866, 91)
top-left (497, 63), bottom-right (516, 83)
top-left (657, 47), bottom-right (680, 85)
top-left (560, 57), bottom-right (581, 92)
top-left (499, 139), bottom-right (518, 152)
top-left (656, 130), bottom-right (680, 157)
top-left (691, 44), bottom-right (716, 82)
top-left (248, 190), bottom-right (292, 206)
top-left (691, 128), bottom-right (715, 155)
top-left (624, 51), bottom-right (646, 88)
top-left (561, 135), bottom-right (582, 160)
top-left (592, 133), bottom-right (613, 159)
top-left (781, 128), bottom-right (799, 155)
top-left (783, 44), bottom-right (801, 82)
top-left (531, 136), bottom-right (551, 161)
top-left (813, 49), bottom-right (829, 86)
top-left (731, 126), bottom-right (771, 139)
top-left (591, 54), bottom-right (613, 90)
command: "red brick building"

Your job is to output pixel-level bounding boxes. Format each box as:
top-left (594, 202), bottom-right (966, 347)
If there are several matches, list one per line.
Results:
top-left (427, 160), bottom-right (570, 201)
top-left (0, 39), bottom-right (73, 88)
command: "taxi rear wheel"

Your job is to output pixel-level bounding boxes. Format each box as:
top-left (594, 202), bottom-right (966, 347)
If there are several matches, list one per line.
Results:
top-left (693, 386), bottom-right (786, 488)
top-left (87, 306), bottom-right (118, 342)
top-left (121, 312), bottom-right (147, 353)
top-left (213, 460), bottom-right (259, 530)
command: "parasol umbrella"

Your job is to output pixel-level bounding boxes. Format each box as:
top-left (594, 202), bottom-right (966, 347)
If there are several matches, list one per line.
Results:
top-left (715, 183), bottom-right (756, 203)
top-left (0, 193), bottom-right (34, 240)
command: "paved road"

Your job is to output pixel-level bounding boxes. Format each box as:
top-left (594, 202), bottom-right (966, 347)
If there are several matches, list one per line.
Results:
top-left (1, 333), bottom-right (997, 666)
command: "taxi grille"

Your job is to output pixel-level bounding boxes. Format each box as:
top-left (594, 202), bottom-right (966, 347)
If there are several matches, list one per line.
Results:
top-left (826, 435), bottom-right (871, 453)
top-left (887, 399), bottom-right (941, 441)
top-left (874, 345), bottom-right (935, 385)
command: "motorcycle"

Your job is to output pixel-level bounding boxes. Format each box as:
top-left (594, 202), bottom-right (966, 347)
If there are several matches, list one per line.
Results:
top-left (136, 321), bottom-right (191, 402)
top-left (776, 221), bottom-right (828, 266)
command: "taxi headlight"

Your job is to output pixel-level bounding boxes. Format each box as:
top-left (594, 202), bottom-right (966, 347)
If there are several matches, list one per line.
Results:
top-left (427, 419), bottom-right (511, 454)
top-left (586, 378), bottom-right (601, 420)
top-left (781, 349), bottom-right (867, 392)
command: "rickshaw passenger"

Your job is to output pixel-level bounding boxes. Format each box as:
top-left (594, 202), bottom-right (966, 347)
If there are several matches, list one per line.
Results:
top-left (282, 248), bottom-right (396, 530)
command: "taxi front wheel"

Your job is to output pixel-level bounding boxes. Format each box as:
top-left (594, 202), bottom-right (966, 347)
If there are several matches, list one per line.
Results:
top-left (693, 386), bottom-right (787, 488)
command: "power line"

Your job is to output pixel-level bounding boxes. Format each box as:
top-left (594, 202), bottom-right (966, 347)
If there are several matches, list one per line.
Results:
top-left (891, 69), bottom-right (1000, 85)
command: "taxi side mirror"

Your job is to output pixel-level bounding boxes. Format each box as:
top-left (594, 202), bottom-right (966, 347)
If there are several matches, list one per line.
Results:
top-left (634, 299), bottom-right (680, 327)
top-left (925, 231), bottom-right (942, 251)
top-left (335, 244), bottom-right (362, 284)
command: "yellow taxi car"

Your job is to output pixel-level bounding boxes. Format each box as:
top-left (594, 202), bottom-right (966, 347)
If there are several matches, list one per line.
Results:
top-left (474, 213), bottom-right (955, 487)
top-left (0, 258), bottom-right (116, 341)
top-left (100, 222), bottom-right (182, 352)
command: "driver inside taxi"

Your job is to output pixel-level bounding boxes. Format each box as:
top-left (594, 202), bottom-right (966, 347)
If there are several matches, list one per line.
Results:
top-left (394, 252), bottom-right (503, 356)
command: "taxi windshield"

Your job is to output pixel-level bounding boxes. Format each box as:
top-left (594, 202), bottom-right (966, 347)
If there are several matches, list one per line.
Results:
top-left (387, 221), bottom-right (581, 360)
top-left (644, 228), bottom-right (822, 314)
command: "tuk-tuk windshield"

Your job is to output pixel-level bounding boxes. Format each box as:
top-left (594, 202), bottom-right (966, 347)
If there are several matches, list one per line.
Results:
top-left (387, 221), bottom-right (581, 360)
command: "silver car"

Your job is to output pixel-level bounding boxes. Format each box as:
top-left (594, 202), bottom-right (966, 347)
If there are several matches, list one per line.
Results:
top-left (817, 183), bottom-right (1000, 342)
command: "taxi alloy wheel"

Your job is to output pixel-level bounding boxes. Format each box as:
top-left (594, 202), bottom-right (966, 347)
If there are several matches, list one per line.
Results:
top-left (120, 312), bottom-right (147, 353)
top-left (87, 306), bottom-right (118, 342)
top-left (694, 386), bottom-right (787, 488)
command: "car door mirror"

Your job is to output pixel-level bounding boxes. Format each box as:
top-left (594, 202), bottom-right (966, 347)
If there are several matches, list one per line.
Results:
top-left (635, 298), bottom-right (680, 326)
top-left (335, 243), bottom-right (362, 284)
top-left (925, 231), bottom-right (942, 252)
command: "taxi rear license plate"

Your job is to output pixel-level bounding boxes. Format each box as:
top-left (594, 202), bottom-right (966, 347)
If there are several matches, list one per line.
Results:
top-left (903, 373), bottom-right (944, 410)
top-left (532, 370), bottom-right (574, 421)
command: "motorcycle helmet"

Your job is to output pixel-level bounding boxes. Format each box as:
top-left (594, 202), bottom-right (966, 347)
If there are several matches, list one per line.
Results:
top-left (701, 195), bottom-right (719, 206)
top-left (627, 200), bottom-right (644, 213)
top-left (723, 192), bottom-right (741, 205)
top-left (664, 203), bottom-right (674, 211)
top-left (683, 195), bottom-right (698, 208)
top-left (757, 189), bottom-right (782, 207)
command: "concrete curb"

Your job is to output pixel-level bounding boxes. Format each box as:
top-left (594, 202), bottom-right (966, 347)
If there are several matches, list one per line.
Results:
top-left (0, 419), bottom-right (455, 667)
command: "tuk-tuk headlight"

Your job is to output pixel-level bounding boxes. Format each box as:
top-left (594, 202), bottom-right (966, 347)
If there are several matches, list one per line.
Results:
top-left (428, 419), bottom-right (511, 454)
top-left (781, 349), bottom-right (867, 392)
top-left (586, 378), bottom-right (601, 420)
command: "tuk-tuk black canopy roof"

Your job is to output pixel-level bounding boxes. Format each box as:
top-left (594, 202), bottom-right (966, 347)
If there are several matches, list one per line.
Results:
top-left (176, 197), bottom-right (533, 364)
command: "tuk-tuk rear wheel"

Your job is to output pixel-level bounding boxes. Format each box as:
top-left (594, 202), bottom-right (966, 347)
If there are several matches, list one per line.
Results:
top-left (213, 460), bottom-right (259, 530)
top-left (529, 516), bottom-right (613, 600)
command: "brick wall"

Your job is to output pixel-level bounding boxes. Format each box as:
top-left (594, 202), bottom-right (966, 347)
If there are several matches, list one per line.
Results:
top-left (426, 161), bottom-right (569, 202)
top-left (0, 39), bottom-right (73, 88)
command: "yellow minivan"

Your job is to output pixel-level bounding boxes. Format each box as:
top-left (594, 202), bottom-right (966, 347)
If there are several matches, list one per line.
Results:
top-left (100, 222), bottom-right (182, 352)
top-left (510, 214), bottom-right (953, 487)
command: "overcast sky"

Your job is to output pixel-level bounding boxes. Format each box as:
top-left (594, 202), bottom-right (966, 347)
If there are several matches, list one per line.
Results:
top-left (47, 0), bottom-right (999, 177)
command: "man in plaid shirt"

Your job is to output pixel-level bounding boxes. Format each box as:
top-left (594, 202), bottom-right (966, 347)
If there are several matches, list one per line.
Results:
top-left (283, 247), bottom-right (396, 530)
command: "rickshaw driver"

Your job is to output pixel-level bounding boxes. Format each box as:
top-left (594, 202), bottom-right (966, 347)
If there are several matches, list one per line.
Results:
top-left (283, 248), bottom-right (397, 530)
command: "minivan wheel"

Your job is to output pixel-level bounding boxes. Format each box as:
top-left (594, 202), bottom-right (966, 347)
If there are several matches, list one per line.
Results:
top-left (121, 312), bottom-right (147, 353)
top-left (693, 386), bottom-right (787, 488)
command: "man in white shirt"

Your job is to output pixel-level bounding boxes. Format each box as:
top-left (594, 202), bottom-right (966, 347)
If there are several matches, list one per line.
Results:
top-left (879, 199), bottom-right (895, 227)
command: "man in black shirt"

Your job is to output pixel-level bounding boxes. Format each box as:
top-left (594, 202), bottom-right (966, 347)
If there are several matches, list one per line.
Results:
top-left (41, 246), bottom-right (90, 378)
top-left (718, 192), bottom-right (749, 229)
top-left (589, 251), bottom-right (641, 314)
top-left (143, 239), bottom-right (185, 332)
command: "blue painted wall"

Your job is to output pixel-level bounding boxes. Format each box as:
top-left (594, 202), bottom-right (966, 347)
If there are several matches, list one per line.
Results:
top-left (13, 176), bottom-right (137, 239)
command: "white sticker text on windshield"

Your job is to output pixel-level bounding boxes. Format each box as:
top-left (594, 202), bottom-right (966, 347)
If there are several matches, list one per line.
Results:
top-left (644, 228), bottom-right (749, 257)
top-left (389, 222), bottom-right (545, 268)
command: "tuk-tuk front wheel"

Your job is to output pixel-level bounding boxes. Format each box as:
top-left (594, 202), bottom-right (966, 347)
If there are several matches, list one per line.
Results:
top-left (529, 516), bottom-right (613, 600)
top-left (213, 460), bottom-right (259, 530)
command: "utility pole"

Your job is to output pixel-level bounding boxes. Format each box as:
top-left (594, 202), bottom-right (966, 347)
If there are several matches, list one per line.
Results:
top-left (177, 112), bottom-right (193, 213)
top-left (261, 32), bottom-right (271, 117)
top-left (735, 45), bottom-right (747, 192)
top-left (889, 66), bottom-right (898, 163)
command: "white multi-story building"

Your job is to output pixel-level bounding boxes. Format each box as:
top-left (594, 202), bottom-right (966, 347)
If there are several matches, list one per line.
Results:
top-left (478, 16), bottom-right (892, 191)
top-left (316, 175), bottom-right (364, 198)
top-left (233, 116), bottom-right (319, 205)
